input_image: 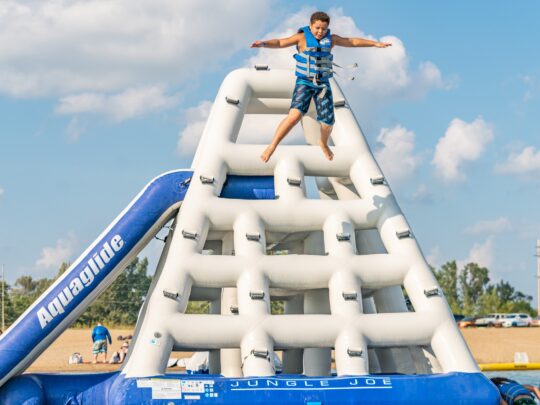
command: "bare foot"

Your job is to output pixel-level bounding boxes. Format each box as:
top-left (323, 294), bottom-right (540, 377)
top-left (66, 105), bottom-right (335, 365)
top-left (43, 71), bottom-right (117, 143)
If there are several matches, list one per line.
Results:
top-left (260, 144), bottom-right (276, 162)
top-left (318, 139), bottom-right (334, 160)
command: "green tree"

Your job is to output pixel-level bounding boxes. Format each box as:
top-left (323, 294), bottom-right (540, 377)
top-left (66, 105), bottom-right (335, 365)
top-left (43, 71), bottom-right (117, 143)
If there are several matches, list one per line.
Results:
top-left (433, 261), bottom-right (461, 313)
top-left (9, 275), bottom-right (54, 321)
top-left (186, 301), bottom-right (210, 314)
top-left (459, 262), bottom-right (490, 315)
top-left (76, 257), bottom-right (152, 327)
top-left (1, 282), bottom-right (17, 329)
top-left (433, 260), bottom-right (535, 316)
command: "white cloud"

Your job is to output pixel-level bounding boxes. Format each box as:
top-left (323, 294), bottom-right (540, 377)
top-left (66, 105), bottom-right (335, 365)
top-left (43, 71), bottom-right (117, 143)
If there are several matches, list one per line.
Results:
top-left (247, 7), bottom-right (448, 108)
top-left (177, 101), bottom-right (213, 155)
top-left (462, 237), bottom-right (494, 269)
top-left (65, 117), bottom-right (84, 141)
top-left (36, 233), bottom-right (77, 269)
top-left (411, 184), bottom-right (435, 205)
top-left (432, 117), bottom-right (494, 182)
top-left (426, 245), bottom-right (442, 268)
top-left (55, 85), bottom-right (179, 121)
top-left (0, 0), bottom-right (271, 98)
top-left (177, 101), bottom-right (304, 156)
top-left (375, 125), bottom-right (420, 182)
top-left (496, 146), bottom-right (540, 174)
top-left (464, 217), bottom-right (511, 235)
top-left (0, 187), bottom-right (4, 197)
top-left (521, 74), bottom-right (537, 102)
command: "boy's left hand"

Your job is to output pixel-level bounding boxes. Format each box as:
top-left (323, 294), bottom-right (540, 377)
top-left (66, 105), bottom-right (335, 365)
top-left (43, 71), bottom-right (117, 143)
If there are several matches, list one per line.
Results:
top-left (375, 42), bottom-right (392, 48)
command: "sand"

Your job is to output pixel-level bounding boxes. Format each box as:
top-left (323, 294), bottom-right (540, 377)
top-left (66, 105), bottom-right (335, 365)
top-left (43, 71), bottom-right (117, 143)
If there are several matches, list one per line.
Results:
top-left (24, 326), bottom-right (540, 373)
top-left (461, 327), bottom-right (540, 364)
top-left (26, 328), bottom-right (193, 373)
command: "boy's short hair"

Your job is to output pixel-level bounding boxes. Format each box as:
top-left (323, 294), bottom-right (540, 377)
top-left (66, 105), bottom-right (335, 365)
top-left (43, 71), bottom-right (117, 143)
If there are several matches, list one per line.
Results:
top-left (310, 11), bottom-right (330, 25)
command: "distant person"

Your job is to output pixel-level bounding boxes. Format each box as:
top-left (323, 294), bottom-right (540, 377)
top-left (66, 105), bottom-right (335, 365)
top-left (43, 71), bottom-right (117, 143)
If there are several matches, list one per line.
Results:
top-left (491, 377), bottom-right (539, 405)
top-left (91, 322), bottom-right (112, 364)
top-left (108, 351), bottom-right (121, 364)
top-left (251, 11), bottom-right (391, 163)
top-left (119, 340), bottom-right (129, 363)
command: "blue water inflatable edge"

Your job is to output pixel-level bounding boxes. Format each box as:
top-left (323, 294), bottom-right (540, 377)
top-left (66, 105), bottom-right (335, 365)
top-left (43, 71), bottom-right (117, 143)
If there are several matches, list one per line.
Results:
top-left (0, 372), bottom-right (500, 405)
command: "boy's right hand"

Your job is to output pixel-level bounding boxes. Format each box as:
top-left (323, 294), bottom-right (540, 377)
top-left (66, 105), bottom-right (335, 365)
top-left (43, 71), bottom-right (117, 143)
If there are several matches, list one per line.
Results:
top-left (251, 40), bottom-right (264, 48)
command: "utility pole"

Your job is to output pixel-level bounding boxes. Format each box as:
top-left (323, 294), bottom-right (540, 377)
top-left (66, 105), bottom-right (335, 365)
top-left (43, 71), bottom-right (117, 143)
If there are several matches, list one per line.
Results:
top-left (1, 264), bottom-right (4, 333)
top-left (537, 241), bottom-right (540, 316)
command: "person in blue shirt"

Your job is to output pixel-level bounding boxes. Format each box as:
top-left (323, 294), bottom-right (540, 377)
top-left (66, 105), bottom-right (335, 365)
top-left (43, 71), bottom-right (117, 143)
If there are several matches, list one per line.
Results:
top-left (91, 322), bottom-right (112, 364)
top-left (251, 11), bottom-right (391, 163)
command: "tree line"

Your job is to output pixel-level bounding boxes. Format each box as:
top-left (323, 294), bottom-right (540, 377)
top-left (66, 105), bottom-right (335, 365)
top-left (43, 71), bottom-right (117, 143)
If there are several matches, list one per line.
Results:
top-left (433, 261), bottom-right (536, 316)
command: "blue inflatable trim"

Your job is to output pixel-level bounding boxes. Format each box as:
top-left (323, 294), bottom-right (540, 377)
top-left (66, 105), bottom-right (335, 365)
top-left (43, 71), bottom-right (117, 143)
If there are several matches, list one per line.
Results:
top-left (0, 372), bottom-right (500, 405)
top-left (220, 175), bottom-right (275, 200)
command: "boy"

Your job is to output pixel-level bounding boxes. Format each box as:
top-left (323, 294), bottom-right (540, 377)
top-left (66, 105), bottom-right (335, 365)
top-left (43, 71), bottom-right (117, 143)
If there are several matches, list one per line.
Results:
top-left (251, 11), bottom-right (391, 162)
top-left (491, 377), bottom-right (539, 405)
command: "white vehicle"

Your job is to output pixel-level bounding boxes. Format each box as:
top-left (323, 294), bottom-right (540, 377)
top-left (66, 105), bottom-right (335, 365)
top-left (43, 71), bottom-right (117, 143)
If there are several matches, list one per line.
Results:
top-left (500, 313), bottom-right (532, 328)
top-left (474, 313), bottom-right (506, 327)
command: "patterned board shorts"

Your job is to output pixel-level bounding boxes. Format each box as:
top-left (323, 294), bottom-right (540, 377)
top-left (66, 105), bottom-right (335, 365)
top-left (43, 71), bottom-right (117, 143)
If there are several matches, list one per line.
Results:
top-left (92, 339), bottom-right (108, 354)
top-left (290, 79), bottom-right (335, 126)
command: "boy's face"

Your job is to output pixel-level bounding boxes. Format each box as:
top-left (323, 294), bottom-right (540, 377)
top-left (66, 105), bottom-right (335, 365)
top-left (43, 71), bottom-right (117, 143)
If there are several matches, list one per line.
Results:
top-left (310, 20), bottom-right (329, 40)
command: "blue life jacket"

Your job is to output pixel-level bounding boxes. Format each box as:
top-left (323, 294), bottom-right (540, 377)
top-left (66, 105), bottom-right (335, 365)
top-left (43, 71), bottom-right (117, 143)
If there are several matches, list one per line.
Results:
top-left (495, 379), bottom-right (534, 405)
top-left (294, 26), bottom-right (333, 83)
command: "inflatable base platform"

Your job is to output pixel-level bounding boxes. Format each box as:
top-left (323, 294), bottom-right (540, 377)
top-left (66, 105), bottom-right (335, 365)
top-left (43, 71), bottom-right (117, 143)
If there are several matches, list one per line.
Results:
top-left (0, 372), bottom-right (499, 404)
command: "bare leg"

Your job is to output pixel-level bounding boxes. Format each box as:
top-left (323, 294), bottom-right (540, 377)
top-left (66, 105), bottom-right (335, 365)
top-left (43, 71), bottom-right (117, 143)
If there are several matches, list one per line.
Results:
top-left (261, 109), bottom-right (303, 162)
top-left (318, 123), bottom-right (334, 160)
top-left (92, 353), bottom-right (97, 364)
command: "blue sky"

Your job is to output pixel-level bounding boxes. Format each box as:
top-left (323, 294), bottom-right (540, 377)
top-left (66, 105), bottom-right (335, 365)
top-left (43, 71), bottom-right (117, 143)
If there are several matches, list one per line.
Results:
top-left (0, 1), bottom-right (539, 308)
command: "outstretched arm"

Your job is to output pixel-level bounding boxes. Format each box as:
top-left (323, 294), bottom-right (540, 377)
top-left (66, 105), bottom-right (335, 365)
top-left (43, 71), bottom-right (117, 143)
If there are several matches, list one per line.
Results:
top-left (523, 385), bottom-right (540, 399)
top-left (251, 33), bottom-right (302, 49)
top-left (332, 34), bottom-right (391, 48)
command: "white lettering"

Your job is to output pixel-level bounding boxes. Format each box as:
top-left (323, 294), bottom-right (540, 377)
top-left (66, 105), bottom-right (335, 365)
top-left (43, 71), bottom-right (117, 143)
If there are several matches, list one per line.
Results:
top-left (267, 380), bottom-right (278, 387)
top-left (303, 381), bottom-right (313, 387)
top-left (100, 242), bottom-right (114, 264)
top-left (247, 380), bottom-right (258, 387)
top-left (88, 258), bottom-right (100, 276)
top-left (103, 241), bottom-right (115, 257)
top-left (383, 377), bottom-right (392, 386)
top-left (93, 253), bottom-right (105, 269)
top-left (63, 286), bottom-right (73, 302)
top-left (349, 379), bottom-right (358, 386)
top-left (80, 266), bottom-right (94, 287)
top-left (286, 381), bottom-right (297, 387)
top-left (58, 289), bottom-right (73, 307)
top-left (230, 381), bottom-right (240, 388)
top-left (48, 297), bottom-right (65, 316)
top-left (36, 234), bottom-right (125, 328)
top-left (320, 380), bottom-right (329, 387)
top-left (366, 379), bottom-right (376, 385)
top-left (37, 307), bottom-right (53, 328)
top-left (111, 235), bottom-right (124, 251)
top-left (69, 278), bottom-right (84, 296)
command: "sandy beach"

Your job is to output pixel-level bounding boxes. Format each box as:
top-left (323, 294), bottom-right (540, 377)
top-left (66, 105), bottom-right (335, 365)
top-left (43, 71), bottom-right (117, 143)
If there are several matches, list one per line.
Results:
top-left (22, 326), bottom-right (540, 373)
top-left (461, 327), bottom-right (540, 364)
top-left (26, 328), bottom-right (193, 373)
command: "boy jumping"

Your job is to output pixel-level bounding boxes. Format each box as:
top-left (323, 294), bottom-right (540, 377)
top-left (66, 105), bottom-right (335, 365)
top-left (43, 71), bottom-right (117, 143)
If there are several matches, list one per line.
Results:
top-left (251, 11), bottom-right (391, 162)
